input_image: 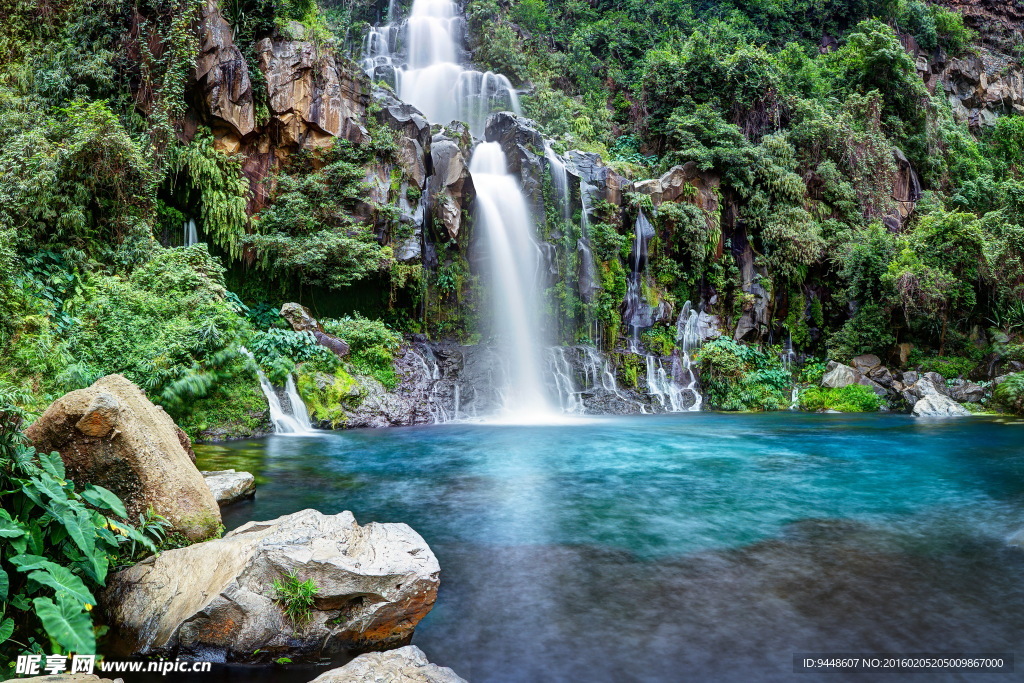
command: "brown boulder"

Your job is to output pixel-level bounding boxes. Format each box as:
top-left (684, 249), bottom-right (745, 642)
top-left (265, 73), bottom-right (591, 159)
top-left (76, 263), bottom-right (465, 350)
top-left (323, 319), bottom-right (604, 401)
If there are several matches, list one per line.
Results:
top-left (25, 375), bottom-right (221, 541)
top-left (280, 302), bottom-right (350, 358)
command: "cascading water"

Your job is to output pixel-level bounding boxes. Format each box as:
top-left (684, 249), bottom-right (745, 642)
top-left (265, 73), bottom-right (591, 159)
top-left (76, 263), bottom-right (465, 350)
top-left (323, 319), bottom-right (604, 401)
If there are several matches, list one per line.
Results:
top-left (675, 302), bottom-right (704, 412)
top-left (471, 142), bottom-right (553, 419)
top-left (362, 0), bottom-right (521, 136)
top-left (240, 349), bottom-right (316, 434)
top-left (625, 212), bottom-right (656, 351)
top-left (183, 219), bottom-right (198, 247)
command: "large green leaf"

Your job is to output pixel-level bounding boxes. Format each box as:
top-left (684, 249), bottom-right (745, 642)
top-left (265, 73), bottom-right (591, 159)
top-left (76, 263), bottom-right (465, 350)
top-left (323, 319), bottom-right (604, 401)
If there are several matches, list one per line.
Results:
top-left (37, 451), bottom-right (66, 482)
top-left (28, 564), bottom-right (96, 606)
top-left (29, 474), bottom-right (69, 506)
top-left (9, 554), bottom-right (50, 572)
top-left (0, 618), bottom-right (14, 645)
top-left (81, 485), bottom-right (127, 519)
top-left (0, 566), bottom-right (7, 601)
top-left (32, 596), bottom-right (95, 654)
top-left (0, 511), bottom-right (25, 539)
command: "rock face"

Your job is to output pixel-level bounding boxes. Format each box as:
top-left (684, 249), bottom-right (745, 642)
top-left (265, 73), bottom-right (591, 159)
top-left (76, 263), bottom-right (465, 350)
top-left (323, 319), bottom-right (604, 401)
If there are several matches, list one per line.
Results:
top-left (202, 469), bottom-right (256, 506)
top-left (195, 0), bottom-right (255, 147)
top-left (426, 123), bottom-right (474, 241)
top-left (310, 646), bottom-right (466, 683)
top-left (912, 393), bottom-right (972, 417)
top-left (281, 302), bottom-right (350, 358)
top-left (25, 375), bottom-right (221, 541)
top-left (485, 112), bottom-right (546, 216)
top-left (104, 509), bottom-right (439, 662)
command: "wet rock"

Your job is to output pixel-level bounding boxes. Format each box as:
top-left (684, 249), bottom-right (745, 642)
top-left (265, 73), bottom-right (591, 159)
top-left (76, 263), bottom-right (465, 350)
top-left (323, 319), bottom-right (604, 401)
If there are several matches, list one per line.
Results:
top-left (372, 86), bottom-right (430, 189)
top-left (484, 112), bottom-right (546, 216)
top-left (310, 645), bottom-right (466, 683)
top-left (104, 509), bottom-right (439, 662)
top-left (196, 0), bottom-right (255, 150)
top-left (948, 379), bottom-right (986, 403)
top-left (567, 151), bottom-right (625, 205)
top-left (281, 302), bottom-right (350, 358)
top-left (732, 232), bottom-right (770, 341)
top-left (25, 375), bottom-right (220, 541)
top-left (426, 124), bottom-right (474, 241)
top-left (202, 469), bottom-right (256, 506)
top-left (912, 394), bottom-right (971, 417)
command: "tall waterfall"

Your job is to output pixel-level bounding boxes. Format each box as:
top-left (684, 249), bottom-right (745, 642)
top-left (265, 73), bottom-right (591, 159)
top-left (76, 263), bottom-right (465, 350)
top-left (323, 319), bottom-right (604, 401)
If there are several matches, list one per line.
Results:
top-left (471, 142), bottom-right (553, 418)
top-left (362, 0), bottom-right (521, 136)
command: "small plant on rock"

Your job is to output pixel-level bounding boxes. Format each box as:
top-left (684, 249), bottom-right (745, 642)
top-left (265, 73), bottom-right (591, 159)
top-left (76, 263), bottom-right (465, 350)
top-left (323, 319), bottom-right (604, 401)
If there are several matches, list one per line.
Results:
top-left (273, 570), bottom-right (318, 625)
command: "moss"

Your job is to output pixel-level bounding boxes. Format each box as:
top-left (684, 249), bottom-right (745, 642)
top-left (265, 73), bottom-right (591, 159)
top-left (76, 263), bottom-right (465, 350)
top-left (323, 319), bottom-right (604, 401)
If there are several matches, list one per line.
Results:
top-left (297, 365), bottom-right (361, 428)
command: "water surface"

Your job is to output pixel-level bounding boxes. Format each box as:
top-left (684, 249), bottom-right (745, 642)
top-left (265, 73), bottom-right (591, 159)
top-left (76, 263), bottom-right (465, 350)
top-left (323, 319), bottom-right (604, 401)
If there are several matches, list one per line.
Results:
top-left (196, 413), bottom-right (1024, 682)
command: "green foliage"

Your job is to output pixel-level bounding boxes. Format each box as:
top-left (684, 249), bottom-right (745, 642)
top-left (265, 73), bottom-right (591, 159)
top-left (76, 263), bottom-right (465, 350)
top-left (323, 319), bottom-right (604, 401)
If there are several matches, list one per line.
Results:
top-left (66, 245), bottom-right (247, 413)
top-left (696, 337), bottom-right (790, 411)
top-left (163, 129), bottom-right (250, 259)
top-left (993, 373), bottom-right (1024, 416)
top-left (800, 384), bottom-right (883, 412)
top-left (913, 354), bottom-right (977, 379)
top-left (322, 315), bottom-right (402, 388)
top-left (273, 570), bottom-right (318, 625)
top-left (246, 142), bottom-right (397, 290)
top-left (0, 389), bottom-right (161, 667)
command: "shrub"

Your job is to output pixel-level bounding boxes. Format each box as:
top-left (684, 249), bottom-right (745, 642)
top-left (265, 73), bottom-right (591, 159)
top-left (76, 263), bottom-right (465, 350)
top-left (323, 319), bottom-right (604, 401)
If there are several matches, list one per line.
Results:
top-left (696, 337), bottom-right (790, 411)
top-left (799, 384), bottom-right (882, 412)
top-left (322, 316), bottom-right (402, 388)
top-left (994, 373), bottom-right (1024, 416)
top-left (914, 354), bottom-right (977, 379)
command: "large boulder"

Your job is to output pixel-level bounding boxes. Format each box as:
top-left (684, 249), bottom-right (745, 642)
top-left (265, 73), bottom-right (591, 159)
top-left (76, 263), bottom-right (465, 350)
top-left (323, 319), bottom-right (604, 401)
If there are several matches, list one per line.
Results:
top-left (911, 394), bottom-right (972, 417)
top-left (103, 509), bottom-right (439, 662)
top-left (281, 302), bottom-right (350, 357)
top-left (949, 379), bottom-right (986, 403)
top-left (310, 646), bottom-right (466, 683)
top-left (202, 469), bottom-right (256, 506)
top-left (25, 375), bottom-right (220, 541)
top-left (821, 361), bottom-right (861, 389)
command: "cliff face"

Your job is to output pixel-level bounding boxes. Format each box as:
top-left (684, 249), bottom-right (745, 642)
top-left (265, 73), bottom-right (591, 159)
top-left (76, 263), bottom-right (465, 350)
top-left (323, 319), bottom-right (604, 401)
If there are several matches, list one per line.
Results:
top-left (936, 0), bottom-right (1024, 52)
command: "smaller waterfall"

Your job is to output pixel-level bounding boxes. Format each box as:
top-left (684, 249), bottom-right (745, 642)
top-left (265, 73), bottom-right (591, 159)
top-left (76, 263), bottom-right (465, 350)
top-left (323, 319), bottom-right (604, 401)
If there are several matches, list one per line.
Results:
top-left (183, 219), bottom-right (198, 247)
top-left (646, 354), bottom-right (686, 412)
top-left (543, 141), bottom-right (571, 222)
top-left (675, 303), bottom-right (704, 412)
top-left (548, 347), bottom-right (584, 414)
top-left (241, 348), bottom-right (316, 434)
top-left (624, 212), bottom-right (655, 350)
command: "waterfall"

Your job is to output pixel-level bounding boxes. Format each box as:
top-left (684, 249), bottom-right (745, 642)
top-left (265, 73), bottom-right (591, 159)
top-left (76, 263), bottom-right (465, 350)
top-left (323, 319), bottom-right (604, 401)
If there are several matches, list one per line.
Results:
top-left (548, 347), bottom-right (584, 414)
top-left (241, 348), bottom-right (316, 434)
top-left (183, 219), bottom-right (198, 247)
top-left (543, 141), bottom-right (571, 222)
top-left (362, 0), bottom-right (521, 136)
top-left (471, 142), bottom-right (553, 419)
top-left (624, 212), bottom-right (655, 350)
top-left (577, 179), bottom-right (601, 309)
top-left (675, 302), bottom-right (704, 412)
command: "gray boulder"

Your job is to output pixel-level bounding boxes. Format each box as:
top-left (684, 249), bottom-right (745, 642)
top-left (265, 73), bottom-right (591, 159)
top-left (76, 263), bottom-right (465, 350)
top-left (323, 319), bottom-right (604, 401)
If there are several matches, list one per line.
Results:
top-left (912, 394), bottom-right (971, 417)
top-left (202, 469), bottom-right (256, 506)
top-left (104, 509), bottom-right (439, 662)
top-left (850, 354), bottom-right (883, 375)
top-left (310, 645), bottom-right (466, 683)
top-left (948, 379), bottom-right (986, 403)
top-left (901, 376), bottom-right (944, 404)
top-left (923, 372), bottom-right (950, 396)
top-left (821, 361), bottom-right (860, 389)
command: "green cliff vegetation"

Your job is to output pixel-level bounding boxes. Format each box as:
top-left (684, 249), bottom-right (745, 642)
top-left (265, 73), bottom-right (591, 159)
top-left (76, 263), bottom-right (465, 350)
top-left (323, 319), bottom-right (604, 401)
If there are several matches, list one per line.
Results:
top-left (0, 0), bottom-right (1022, 428)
